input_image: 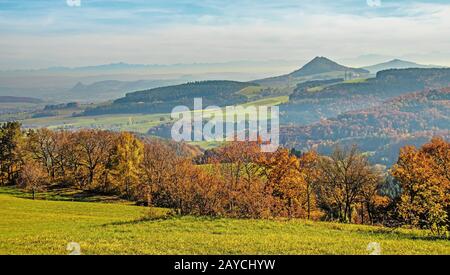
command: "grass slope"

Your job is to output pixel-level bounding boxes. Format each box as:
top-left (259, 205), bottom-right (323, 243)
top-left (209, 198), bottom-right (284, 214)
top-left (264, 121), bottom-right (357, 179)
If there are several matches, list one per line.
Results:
top-left (1, 188), bottom-right (449, 255)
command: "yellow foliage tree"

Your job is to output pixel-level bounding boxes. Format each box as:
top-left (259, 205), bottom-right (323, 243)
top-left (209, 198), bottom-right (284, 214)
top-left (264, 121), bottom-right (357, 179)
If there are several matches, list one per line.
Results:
top-left (115, 132), bottom-right (144, 199)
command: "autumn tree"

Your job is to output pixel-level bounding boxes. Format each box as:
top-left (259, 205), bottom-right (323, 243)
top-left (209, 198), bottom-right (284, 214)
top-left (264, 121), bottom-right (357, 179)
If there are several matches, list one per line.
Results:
top-left (53, 131), bottom-right (77, 182)
top-left (257, 148), bottom-right (303, 218)
top-left (115, 132), bottom-right (144, 200)
top-left (25, 128), bottom-right (59, 180)
top-left (18, 161), bottom-right (48, 200)
top-left (392, 137), bottom-right (450, 235)
top-left (167, 159), bottom-right (203, 215)
top-left (54, 131), bottom-right (84, 186)
top-left (211, 141), bottom-right (266, 216)
top-left (0, 122), bottom-right (23, 185)
top-left (74, 130), bottom-right (115, 189)
top-left (358, 165), bottom-right (389, 224)
top-left (316, 146), bottom-right (383, 223)
top-left (140, 138), bottom-right (179, 206)
top-left (296, 151), bottom-right (321, 220)
top-left (421, 137), bottom-right (450, 183)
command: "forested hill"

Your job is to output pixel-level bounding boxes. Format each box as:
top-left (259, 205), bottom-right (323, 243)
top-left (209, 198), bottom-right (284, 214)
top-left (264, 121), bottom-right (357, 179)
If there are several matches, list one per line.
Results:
top-left (289, 56), bottom-right (368, 77)
top-left (281, 88), bottom-right (450, 166)
top-left (254, 57), bottom-right (369, 88)
top-left (83, 80), bottom-right (258, 115)
top-left (115, 80), bottom-right (254, 104)
top-left (291, 68), bottom-right (450, 100)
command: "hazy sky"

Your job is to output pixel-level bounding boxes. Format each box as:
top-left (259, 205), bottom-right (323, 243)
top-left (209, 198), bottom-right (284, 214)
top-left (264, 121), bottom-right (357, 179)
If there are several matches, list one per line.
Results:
top-left (1, 0), bottom-right (450, 69)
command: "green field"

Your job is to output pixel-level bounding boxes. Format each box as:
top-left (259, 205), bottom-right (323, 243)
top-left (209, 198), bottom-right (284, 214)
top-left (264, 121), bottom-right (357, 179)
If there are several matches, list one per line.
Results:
top-left (1, 187), bottom-right (449, 255)
top-left (343, 78), bottom-right (369, 84)
top-left (22, 112), bottom-right (172, 134)
top-left (238, 86), bottom-right (265, 98)
top-left (18, 96), bottom-right (289, 135)
top-left (241, 96), bottom-right (289, 107)
top-left (14, 96), bottom-right (289, 150)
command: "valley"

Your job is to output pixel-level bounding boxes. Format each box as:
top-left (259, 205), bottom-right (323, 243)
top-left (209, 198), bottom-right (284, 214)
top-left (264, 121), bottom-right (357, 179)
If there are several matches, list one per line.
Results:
top-left (1, 56), bottom-right (449, 164)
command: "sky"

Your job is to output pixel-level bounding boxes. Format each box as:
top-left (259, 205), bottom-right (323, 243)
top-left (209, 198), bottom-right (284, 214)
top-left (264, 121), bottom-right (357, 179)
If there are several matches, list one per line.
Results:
top-left (1, 0), bottom-right (450, 69)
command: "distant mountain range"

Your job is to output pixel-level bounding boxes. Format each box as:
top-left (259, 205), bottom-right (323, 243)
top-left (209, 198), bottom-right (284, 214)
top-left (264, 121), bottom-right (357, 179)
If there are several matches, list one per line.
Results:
top-left (3, 57), bottom-right (445, 76)
top-left (0, 60), bottom-right (298, 102)
top-left (0, 96), bottom-right (43, 104)
top-left (362, 59), bottom-right (442, 74)
top-left (66, 57), bottom-right (444, 103)
top-left (77, 56), bottom-right (450, 117)
top-left (2, 60), bottom-right (301, 75)
top-left (68, 79), bottom-right (189, 101)
top-left (1, 56), bottom-right (445, 103)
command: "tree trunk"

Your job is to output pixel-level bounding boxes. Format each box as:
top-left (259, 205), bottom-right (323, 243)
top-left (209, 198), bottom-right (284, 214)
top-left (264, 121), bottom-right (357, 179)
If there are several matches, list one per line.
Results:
top-left (88, 169), bottom-right (94, 186)
top-left (307, 185), bottom-right (311, 220)
top-left (146, 186), bottom-right (152, 207)
top-left (125, 180), bottom-right (130, 200)
top-left (347, 206), bottom-right (352, 224)
top-left (361, 202), bottom-right (364, 224)
top-left (366, 202), bottom-right (374, 225)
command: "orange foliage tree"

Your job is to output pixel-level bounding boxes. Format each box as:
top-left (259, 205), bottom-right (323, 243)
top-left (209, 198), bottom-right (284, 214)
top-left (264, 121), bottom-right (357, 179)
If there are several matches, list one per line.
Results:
top-left (392, 137), bottom-right (450, 235)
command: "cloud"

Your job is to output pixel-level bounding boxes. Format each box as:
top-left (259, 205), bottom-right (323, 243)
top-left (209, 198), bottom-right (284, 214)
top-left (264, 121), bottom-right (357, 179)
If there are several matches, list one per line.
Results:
top-left (1, 0), bottom-right (450, 69)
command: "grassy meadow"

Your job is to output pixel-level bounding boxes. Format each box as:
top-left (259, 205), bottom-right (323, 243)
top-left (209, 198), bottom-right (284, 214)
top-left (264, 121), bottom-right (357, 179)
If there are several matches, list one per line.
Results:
top-left (1, 187), bottom-right (449, 255)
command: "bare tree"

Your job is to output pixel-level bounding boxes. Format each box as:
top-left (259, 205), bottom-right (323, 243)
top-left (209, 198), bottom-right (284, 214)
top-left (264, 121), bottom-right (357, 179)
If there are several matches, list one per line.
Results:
top-left (19, 161), bottom-right (48, 200)
top-left (140, 139), bottom-right (178, 206)
top-left (75, 130), bottom-right (115, 189)
top-left (316, 146), bottom-right (382, 223)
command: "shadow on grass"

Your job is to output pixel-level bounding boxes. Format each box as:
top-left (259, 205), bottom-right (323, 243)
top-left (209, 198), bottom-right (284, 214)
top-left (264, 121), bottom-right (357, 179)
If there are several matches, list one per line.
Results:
top-left (101, 209), bottom-right (179, 227)
top-left (355, 227), bottom-right (449, 241)
top-left (317, 220), bottom-right (449, 241)
top-left (100, 212), bottom-right (231, 227)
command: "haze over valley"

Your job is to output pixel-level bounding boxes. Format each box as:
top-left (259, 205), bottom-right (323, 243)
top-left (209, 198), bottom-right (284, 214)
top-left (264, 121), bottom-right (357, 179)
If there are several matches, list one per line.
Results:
top-left (1, 55), bottom-right (448, 167)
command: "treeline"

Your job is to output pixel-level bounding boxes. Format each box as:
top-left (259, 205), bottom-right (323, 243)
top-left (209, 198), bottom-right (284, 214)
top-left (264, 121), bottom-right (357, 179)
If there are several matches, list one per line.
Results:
top-left (1, 122), bottom-right (449, 236)
top-left (290, 68), bottom-right (450, 100)
top-left (83, 81), bottom-right (255, 116)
